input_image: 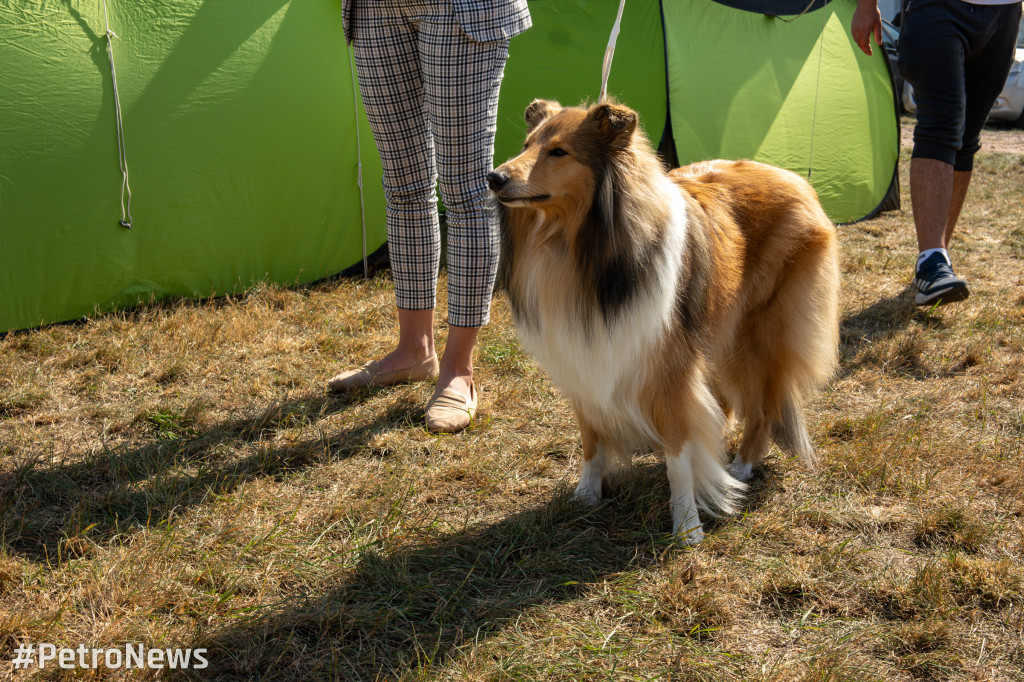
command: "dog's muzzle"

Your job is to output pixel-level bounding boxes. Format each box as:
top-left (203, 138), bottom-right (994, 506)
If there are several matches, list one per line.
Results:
top-left (486, 170), bottom-right (508, 192)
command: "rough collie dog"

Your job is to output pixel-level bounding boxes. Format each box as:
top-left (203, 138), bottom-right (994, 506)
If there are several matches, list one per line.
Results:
top-left (487, 99), bottom-right (840, 544)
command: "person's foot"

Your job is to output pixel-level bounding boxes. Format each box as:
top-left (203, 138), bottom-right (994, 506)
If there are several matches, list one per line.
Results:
top-left (425, 381), bottom-right (477, 433)
top-left (327, 354), bottom-right (438, 391)
top-left (914, 252), bottom-right (970, 306)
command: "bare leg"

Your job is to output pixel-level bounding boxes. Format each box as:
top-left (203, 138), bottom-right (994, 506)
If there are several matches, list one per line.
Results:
top-left (437, 325), bottom-right (477, 399)
top-left (376, 308), bottom-right (436, 373)
top-left (378, 313), bottom-right (477, 399)
top-left (944, 170), bottom-right (972, 247)
top-left (910, 157), bottom-right (955, 252)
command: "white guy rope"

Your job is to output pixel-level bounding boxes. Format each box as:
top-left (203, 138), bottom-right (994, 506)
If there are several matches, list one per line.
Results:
top-left (599, 0), bottom-right (627, 102)
top-left (347, 43), bottom-right (369, 279)
top-left (103, 0), bottom-right (133, 228)
top-left (806, 1), bottom-right (829, 178)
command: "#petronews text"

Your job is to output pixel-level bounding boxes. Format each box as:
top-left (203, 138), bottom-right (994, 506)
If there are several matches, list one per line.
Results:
top-left (11, 642), bottom-right (208, 670)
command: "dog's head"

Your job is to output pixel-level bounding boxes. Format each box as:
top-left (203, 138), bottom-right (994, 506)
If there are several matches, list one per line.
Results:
top-left (487, 99), bottom-right (639, 218)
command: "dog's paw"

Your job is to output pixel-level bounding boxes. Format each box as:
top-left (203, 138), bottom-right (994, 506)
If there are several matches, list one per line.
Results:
top-left (728, 457), bottom-right (754, 483)
top-left (572, 481), bottom-right (602, 506)
top-left (671, 522), bottom-right (705, 546)
top-left (670, 501), bottom-right (705, 545)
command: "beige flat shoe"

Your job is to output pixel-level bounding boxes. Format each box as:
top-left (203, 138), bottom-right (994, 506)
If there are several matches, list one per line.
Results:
top-left (425, 382), bottom-right (477, 433)
top-left (327, 355), bottom-right (439, 392)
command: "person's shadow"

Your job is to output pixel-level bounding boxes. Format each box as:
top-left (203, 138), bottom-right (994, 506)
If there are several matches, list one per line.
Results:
top-left (0, 389), bottom-right (421, 564)
top-left (838, 283), bottom-right (947, 377)
top-left (4, 382), bottom-right (767, 679)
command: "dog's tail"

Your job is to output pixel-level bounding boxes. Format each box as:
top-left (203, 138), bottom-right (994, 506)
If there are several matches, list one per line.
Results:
top-left (689, 381), bottom-right (747, 515)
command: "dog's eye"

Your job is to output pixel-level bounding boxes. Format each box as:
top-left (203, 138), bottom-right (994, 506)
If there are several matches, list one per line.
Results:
top-left (549, 148), bottom-right (568, 157)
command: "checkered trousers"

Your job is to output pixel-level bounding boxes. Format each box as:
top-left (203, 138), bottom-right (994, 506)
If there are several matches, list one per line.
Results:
top-left (351, 0), bottom-right (513, 328)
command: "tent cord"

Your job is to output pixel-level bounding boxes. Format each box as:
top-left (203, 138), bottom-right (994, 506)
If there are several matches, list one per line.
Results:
top-left (775, 0), bottom-right (820, 24)
top-left (347, 43), bottom-right (369, 279)
top-left (806, 2), bottom-right (829, 178)
top-left (599, 0), bottom-right (627, 102)
top-left (103, 0), bottom-right (133, 229)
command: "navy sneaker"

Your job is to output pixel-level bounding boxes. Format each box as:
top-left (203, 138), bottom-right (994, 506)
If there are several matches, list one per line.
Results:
top-left (914, 252), bottom-right (970, 306)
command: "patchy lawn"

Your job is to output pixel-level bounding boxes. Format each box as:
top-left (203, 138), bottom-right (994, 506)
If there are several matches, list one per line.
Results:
top-left (2, 140), bottom-right (1023, 680)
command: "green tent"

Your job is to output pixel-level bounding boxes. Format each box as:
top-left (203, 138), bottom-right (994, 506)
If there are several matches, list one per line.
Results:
top-left (0, 0), bottom-right (897, 334)
top-left (0, 0), bottom-right (386, 334)
top-left (494, 0), bottom-right (899, 223)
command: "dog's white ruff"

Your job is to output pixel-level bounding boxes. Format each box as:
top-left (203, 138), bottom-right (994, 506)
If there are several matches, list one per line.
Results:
top-left (517, 177), bottom-right (744, 540)
top-left (518, 176), bottom-right (688, 450)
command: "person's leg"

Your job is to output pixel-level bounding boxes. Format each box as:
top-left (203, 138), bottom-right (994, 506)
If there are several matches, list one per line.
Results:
top-left (948, 1), bottom-right (1021, 245)
top-left (418, 6), bottom-right (510, 398)
top-left (897, 0), bottom-right (973, 304)
top-left (349, 2), bottom-right (440, 375)
top-left (898, 0), bottom-right (967, 252)
top-left (910, 157), bottom-right (955, 252)
top-left (944, 169), bottom-right (971, 247)
top-left (907, 159), bottom-right (968, 250)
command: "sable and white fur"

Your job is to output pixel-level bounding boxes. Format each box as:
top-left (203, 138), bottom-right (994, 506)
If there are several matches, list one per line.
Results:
top-left (488, 100), bottom-right (840, 544)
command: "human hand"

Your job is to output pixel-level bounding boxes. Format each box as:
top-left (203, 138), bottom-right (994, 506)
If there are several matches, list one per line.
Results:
top-left (851, 0), bottom-right (882, 56)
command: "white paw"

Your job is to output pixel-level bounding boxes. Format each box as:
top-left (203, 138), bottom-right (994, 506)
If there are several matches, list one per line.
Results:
top-left (573, 481), bottom-right (601, 506)
top-left (670, 500), bottom-right (705, 545)
top-left (729, 458), bottom-right (753, 483)
top-left (672, 521), bottom-right (705, 546)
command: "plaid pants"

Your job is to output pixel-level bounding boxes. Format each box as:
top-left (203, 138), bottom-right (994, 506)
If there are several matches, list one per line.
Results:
top-left (351, 0), bottom-right (510, 328)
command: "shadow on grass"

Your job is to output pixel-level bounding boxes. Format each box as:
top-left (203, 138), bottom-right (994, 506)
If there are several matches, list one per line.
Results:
top-left (176, 463), bottom-right (707, 680)
top-left (0, 389), bottom-right (422, 564)
top-left (841, 284), bottom-right (916, 341)
top-left (838, 283), bottom-right (948, 377)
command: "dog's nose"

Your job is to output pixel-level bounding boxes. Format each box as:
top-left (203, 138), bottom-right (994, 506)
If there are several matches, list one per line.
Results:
top-left (486, 171), bottom-right (508, 192)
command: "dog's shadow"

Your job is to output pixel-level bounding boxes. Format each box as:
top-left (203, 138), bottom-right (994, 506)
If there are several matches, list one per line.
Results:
top-left (180, 461), bottom-right (730, 679)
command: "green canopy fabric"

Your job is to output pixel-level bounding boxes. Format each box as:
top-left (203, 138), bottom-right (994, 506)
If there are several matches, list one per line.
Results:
top-left (664, 0), bottom-right (900, 224)
top-left (0, 0), bottom-right (385, 333)
top-left (0, 0), bottom-right (897, 333)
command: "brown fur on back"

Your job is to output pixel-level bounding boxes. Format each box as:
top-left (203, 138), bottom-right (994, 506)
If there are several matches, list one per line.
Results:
top-left (665, 160), bottom-right (840, 457)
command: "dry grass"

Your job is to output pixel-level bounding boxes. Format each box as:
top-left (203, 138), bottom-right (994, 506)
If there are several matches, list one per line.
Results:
top-left (2, 140), bottom-right (1023, 680)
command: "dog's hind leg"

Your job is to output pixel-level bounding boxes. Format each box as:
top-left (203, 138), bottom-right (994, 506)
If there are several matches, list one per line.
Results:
top-left (730, 391), bottom-right (815, 481)
top-left (729, 412), bottom-right (770, 483)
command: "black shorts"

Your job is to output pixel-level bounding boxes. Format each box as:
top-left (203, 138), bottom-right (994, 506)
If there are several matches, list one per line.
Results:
top-left (898, 0), bottom-right (1021, 171)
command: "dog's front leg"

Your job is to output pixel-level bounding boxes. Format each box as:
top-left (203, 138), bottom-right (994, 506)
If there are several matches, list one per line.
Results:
top-left (666, 445), bottom-right (704, 545)
top-left (573, 414), bottom-right (606, 506)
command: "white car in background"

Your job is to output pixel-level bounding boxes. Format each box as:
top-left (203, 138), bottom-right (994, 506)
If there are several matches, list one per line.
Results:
top-left (903, 20), bottom-right (1024, 126)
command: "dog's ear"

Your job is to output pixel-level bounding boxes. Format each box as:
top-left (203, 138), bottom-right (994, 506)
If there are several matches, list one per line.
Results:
top-left (588, 102), bottom-right (637, 148)
top-left (525, 99), bottom-right (560, 131)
